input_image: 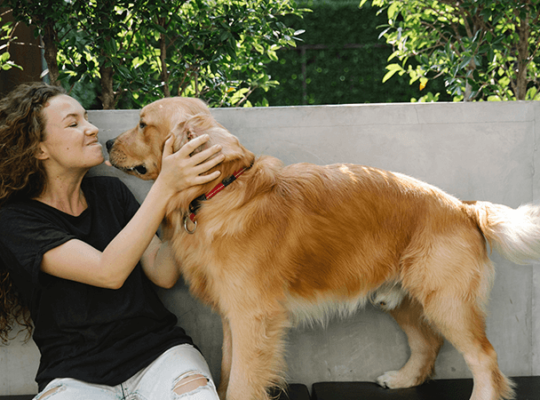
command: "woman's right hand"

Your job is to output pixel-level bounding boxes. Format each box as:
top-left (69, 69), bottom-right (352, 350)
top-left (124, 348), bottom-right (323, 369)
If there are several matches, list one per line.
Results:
top-left (157, 134), bottom-right (225, 196)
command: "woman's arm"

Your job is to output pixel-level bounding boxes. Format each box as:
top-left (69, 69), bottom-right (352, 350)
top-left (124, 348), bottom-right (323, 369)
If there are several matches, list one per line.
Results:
top-left (140, 237), bottom-right (180, 289)
top-left (40, 134), bottom-right (223, 289)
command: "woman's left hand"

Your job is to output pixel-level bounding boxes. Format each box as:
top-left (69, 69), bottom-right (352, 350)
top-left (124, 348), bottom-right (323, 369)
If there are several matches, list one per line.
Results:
top-left (157, 134), bottom-right (224, 197)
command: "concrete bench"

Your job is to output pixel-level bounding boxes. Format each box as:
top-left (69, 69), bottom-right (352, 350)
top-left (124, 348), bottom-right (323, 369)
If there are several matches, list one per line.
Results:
top-left (3, 102), bottom-right (540, 397)
top-left (4, 377), bottom-right (539, 399)
top-left (275, 384), bottom-right (311, 400)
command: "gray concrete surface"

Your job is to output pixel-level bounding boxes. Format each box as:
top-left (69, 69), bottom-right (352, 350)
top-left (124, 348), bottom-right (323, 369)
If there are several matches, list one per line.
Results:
top-left (1, 101), bottom-right (539, 395)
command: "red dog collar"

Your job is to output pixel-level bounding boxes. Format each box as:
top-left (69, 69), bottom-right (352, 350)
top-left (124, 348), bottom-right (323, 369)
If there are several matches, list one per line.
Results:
top-left (184, 167), bottom-right (248, 234)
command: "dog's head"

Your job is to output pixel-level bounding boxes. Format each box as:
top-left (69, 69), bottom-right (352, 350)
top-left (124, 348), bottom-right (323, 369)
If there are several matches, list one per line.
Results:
top-left (107, 97), bottom-right (255, 205)
top-left (106, 97), bottom-right (212, 180)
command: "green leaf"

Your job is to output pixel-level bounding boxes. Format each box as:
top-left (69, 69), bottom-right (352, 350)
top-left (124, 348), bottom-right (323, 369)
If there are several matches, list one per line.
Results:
top-left (117, 65), bottom-right (131, 79)
top-left (153, 23), bottom-right (167, 35)
top-left (388, 2), bottom-right (399, 20)
top-left (382, 63), bottom-right (404, 83)
top-left (457, 56), bottom-right (472, 72)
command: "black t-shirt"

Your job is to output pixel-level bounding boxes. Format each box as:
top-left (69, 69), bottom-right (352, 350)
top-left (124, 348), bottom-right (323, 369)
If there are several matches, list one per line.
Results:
top-left (0, 176), bottom-right (193, 391)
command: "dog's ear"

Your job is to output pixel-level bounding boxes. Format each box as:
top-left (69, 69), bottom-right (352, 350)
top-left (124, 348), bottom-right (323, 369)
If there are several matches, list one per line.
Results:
top-left (170, 114), bottom-right (245, 161)
top-left (171, 120), bottom-right (201, 154)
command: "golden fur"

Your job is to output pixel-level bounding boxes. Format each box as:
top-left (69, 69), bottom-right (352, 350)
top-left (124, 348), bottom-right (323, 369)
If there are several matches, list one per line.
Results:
top-left (107, 97), bottom-right (540, 400)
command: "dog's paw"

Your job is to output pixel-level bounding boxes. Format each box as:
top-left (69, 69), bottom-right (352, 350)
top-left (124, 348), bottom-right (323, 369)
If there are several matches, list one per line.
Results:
top-left (377, 371), bottom-right (399, 388)
top-left (376, 370), bottom-right (417, 389)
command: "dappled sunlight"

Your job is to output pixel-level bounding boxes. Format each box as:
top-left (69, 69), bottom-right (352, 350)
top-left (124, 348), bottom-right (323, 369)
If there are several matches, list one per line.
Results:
top-left (338, 164), bottom-right (358, 183)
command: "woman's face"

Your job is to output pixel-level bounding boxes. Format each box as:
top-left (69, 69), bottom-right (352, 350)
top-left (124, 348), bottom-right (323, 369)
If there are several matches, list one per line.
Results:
top-left (38, 95), bottom-right (104, 171)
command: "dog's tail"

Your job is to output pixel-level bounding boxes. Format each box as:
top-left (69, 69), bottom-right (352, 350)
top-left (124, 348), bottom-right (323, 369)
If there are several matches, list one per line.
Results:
top-left (466, 201), bottom-right (540, 265)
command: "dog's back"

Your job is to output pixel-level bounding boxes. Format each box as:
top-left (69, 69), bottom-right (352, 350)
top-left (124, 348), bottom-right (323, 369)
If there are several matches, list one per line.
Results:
top-left (246, 160), bottom-right (486, 304)
top-left (173, 156), bottom-right (487, 312)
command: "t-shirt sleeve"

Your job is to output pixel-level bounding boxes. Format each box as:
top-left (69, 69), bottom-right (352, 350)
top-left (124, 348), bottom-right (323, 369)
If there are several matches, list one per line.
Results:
top-left (0, 208), bottom-right (75, 285)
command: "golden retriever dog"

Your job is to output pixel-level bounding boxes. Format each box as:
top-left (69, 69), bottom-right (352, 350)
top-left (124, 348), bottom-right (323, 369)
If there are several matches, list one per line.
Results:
top-left (106, 97), bottom-right (540, 400)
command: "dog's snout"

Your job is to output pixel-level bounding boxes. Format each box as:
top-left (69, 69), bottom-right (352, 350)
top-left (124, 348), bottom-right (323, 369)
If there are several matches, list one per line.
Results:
top-left (106, 139), bottom-right (115, 152)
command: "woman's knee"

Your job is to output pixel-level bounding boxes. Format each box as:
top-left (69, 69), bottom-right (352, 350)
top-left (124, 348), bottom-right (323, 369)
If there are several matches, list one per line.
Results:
top-left (173, 373), bottom-right (208, 395)
top-left (173, 372), bottom-right (219, 399)
top-left (35, 384), bottom-right (66, 399)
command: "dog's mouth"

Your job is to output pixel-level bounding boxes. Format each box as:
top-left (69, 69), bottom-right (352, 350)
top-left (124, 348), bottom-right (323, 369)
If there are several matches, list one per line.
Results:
top-left (114, 162), bottom-right (147, 176)
top-left (126, 164), bottom-right (147, 175)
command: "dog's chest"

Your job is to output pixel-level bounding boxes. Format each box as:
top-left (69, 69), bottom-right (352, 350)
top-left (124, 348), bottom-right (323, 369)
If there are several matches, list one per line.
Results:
top-left (165, 224), bottom-right (224, 306)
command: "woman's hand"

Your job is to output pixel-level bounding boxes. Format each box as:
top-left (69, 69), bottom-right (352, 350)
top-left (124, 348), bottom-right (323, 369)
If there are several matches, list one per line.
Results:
top-left (156, 134), bottom-right (224, 196)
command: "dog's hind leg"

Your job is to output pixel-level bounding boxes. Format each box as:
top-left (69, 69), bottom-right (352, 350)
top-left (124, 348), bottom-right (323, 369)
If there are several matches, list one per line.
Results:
top-left (395, 222), bottom-right (514, 400)
top-left (225, 307), bottom-right (289, 400)
top-left (218, 316), bottom-right (233, 399)
top-left (421, 295), bottom-right (514, 400)
top-left (377, 295), bottom-right (444, 389)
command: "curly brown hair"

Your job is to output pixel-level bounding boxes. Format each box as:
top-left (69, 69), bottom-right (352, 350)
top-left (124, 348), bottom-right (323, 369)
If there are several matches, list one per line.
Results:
top-left (0, 82), bottom-right (66, 344)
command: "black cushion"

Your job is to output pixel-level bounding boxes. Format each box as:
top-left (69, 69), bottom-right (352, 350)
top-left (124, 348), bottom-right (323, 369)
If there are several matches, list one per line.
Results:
top-left (274, 383), bottom-right (312, 400)
top-left (312, 377), bottom-right (540, 400)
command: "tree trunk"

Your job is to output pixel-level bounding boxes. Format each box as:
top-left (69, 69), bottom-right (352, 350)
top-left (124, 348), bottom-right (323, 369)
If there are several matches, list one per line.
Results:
top-left (100, 64), bottom-right (115, 109)
top-left (160, 32), bottom-right (171, 97)
top-left (41, 22), bottom-right (60, 85)
top-left (515, 12), bottom-right (530, 100)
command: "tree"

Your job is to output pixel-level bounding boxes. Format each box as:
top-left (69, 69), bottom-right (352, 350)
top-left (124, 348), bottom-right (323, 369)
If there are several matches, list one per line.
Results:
top-left (1, 0), bottom-right (305, 108)
top-left (63, 0), bottom-right (148, 109)
top-left (107, 0), bottom-right (305, 108)
top-left (362, 0), bottom-right (540, 101)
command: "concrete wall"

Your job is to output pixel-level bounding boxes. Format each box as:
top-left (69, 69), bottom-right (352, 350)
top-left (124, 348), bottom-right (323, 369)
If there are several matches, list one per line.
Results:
top-left (2, 101), bottom-right (539, 395)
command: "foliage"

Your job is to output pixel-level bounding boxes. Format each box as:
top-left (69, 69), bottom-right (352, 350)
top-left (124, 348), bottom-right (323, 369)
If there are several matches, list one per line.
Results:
top-left (2, 0), bottom-right (306, 109)
top-left (0, 12), bottom-right (22, 72)
top-left (362, 0), bottom-right (540, 101)
top-left (249, 0), bottom-right (450, 106)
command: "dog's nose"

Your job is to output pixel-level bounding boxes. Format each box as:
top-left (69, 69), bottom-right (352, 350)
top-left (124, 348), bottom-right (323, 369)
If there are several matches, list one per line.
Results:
top-left (106, 139), bottom-right (115, 152)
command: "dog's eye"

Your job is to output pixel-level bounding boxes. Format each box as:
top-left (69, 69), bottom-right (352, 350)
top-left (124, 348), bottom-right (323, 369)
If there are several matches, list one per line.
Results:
top-left (139, 122), bottom-right (146, 130)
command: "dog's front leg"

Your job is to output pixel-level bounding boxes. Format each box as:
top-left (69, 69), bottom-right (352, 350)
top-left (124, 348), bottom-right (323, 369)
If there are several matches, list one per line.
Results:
top-left (225, 308), bottom-right (289, 400)
top-left (218, 315), bottom-right (233, 399)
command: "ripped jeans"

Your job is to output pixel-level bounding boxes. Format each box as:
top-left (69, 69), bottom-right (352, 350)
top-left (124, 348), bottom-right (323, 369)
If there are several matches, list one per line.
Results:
top-left (34, 344), bottom-right (219, 400)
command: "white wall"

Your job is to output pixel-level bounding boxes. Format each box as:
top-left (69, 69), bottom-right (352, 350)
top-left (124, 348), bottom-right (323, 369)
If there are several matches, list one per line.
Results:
top-left (2, 101), bottom-right (539, 395)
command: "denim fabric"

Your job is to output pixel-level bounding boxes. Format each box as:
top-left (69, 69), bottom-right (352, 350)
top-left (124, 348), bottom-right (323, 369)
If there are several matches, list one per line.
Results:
top-left (34, 344), bottom-right (219, 400)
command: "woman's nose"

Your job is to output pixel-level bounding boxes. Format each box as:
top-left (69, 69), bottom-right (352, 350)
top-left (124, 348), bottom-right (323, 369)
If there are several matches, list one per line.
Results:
top-left (85, 121), bottom-right (99, 136)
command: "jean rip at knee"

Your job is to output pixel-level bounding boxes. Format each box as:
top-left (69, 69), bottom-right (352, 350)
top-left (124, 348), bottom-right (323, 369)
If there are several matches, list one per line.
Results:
top-left (172, 371), bottom-right (217, 399)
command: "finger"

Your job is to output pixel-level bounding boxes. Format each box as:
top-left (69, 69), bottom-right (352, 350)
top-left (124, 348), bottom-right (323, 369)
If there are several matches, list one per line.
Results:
top-left (193, 153), bottom-right (225, 175)
top-left (177, 134), bottom-right (210, 156)
top-left (162, 135), bottom-right (174, 158)
top-left (193, 170), bottom-right (222, 185)
top-left (189, 144), bottom-right (223, 166)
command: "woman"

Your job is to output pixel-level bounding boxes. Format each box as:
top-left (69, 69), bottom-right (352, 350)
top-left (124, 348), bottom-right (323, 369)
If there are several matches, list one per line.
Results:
top-left (0, 82), bottom-right (224, 399)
